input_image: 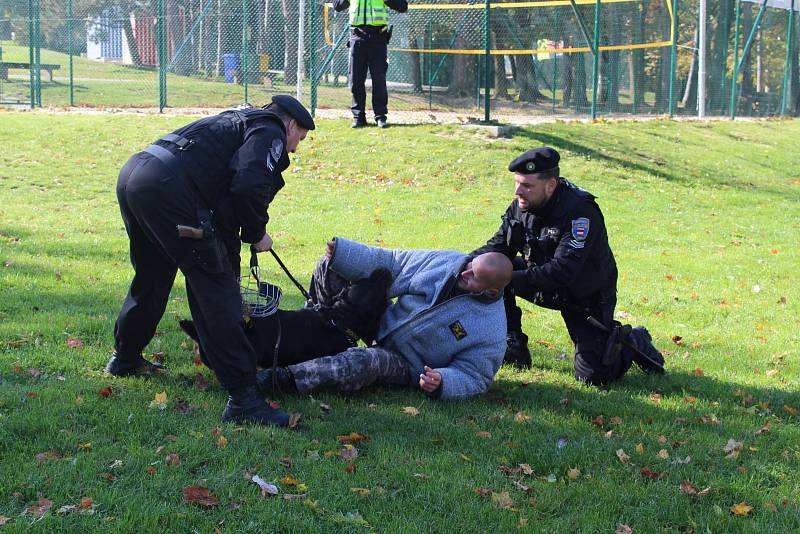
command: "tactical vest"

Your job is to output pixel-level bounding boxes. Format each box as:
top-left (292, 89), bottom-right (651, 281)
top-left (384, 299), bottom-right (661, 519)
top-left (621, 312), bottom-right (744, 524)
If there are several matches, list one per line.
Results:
top-left (155, 108), bottom-right (285, 210)
top-left (349, 0), bottom-right (389, 26)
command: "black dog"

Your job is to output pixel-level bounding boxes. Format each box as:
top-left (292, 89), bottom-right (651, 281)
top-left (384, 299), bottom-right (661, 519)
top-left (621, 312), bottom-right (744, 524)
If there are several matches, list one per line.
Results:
top-left (180, 268), bottom-right (392, 369)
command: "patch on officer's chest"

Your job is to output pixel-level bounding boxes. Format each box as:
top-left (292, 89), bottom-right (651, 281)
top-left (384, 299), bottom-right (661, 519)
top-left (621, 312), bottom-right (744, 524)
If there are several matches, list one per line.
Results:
top-left (449, 320), bottom-right (468, 341)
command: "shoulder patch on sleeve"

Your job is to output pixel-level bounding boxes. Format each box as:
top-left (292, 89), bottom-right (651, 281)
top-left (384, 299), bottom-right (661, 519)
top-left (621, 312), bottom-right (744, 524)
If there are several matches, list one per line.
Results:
top-left (266, 139), bottom-right (283, 172)
top-left (271, 139), bottom-right (283, 160)
top-left (571, 217), bottom-right (590, 242)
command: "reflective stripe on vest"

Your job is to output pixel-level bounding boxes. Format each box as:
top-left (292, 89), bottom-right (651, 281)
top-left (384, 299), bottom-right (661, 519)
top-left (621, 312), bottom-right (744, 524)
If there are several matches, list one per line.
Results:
top-left (349, 0), bottom-right (388, 26)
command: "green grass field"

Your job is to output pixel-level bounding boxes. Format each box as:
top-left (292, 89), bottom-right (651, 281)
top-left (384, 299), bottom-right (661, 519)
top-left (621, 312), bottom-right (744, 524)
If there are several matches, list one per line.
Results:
top-left (0, 112), bottom-right (798, 532)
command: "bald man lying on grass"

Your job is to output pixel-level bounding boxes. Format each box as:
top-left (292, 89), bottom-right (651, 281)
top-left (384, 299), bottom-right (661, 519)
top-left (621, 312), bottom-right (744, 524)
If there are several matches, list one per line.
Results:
top-left (256, 237), bottom-right (513, 400)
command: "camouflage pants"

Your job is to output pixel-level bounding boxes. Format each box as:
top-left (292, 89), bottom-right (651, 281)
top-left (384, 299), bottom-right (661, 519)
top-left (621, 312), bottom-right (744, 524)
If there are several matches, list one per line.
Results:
top-left (288, 345), bottom-right (410, 394)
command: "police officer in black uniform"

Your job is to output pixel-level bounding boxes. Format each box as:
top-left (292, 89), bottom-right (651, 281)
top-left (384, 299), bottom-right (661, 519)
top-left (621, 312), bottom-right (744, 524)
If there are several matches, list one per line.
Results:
top-left (106, 95), bottom-right (315, 426)
top-left (471, 147), bottom-right (663, 385)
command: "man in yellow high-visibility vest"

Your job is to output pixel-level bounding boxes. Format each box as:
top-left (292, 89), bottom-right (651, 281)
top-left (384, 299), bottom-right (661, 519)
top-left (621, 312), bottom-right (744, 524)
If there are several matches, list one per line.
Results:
top-left (334, 0), bottom-right (408, 128)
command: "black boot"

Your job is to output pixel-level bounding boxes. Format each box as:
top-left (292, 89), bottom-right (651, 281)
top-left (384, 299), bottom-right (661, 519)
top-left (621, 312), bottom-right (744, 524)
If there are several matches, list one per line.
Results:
top-left (628, 327), bottom-right (665, 375)
top-left (104, 352), bottom-right (167, 376)
top-left (351, 118), bottom-right (367, 128)
top-left (504, 330), bottom-right (532, 369)
top-left (222, 385), bottom-right (293, 426)
top-left (256, 367), bottom-right (299, 397)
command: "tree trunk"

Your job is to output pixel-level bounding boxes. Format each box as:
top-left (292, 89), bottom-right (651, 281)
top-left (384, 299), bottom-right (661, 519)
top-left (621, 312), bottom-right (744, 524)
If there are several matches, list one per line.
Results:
top-left (122, 16), bottom-right (143, 66)
top-left (515, 55), bottom-right (545, 102)
top-left (492, 30), bottom-right (508, 99)
top-left (410, 36), bottom-right (423, 93)
top-left (739, 5), bottom-right (755, 113)
top-left (574, 52), bottom-right (590, 108)
top-left (681, 28), bottom-right (698, 108)
top-left (448, 33), bottom-right (476, 97)
top-left (282, 0), bottom-right (298, 84)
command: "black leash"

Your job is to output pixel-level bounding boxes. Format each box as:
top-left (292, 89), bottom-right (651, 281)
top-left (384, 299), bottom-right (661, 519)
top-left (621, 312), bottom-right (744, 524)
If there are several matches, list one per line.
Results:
top-left (269, 248), bottom-right (311, 301)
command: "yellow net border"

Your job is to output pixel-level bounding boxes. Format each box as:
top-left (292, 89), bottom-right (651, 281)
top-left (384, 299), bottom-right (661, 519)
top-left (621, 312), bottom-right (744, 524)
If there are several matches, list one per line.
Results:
top-left (323, 0), bottom-right (674, 54)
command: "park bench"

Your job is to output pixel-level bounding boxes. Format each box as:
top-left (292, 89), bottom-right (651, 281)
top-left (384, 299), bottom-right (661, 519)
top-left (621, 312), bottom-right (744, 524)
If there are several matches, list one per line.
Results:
top-left (0, 62), bottom-right (61, 82)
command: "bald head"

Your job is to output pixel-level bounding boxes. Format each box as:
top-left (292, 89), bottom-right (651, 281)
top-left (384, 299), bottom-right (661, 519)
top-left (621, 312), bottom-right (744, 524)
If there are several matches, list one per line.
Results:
top-left (457, 252), bottom-right (513, 297)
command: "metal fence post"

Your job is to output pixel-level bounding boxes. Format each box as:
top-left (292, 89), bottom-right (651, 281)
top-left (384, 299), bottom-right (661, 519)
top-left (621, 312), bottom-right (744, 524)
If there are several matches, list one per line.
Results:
top-left (28, 0), bottom-right (34, 109)
top-left (157, 0), bottom-right (167, 112)
top-left (781, 0), bottom-right (795, 115)
top-left (729, 0), bottom-right (741, 118)
top-left (719, 4), bottom-right (730, 113)
top-left (297, 0), bottom-right (306, 100)
top-left (34, 0), bottom-right (41, 106)
top-left (310, 0), bottom-right (318, 114)
top-left (243, 0), bottom-right (249, 104)
top-left (668, 0), bottom-right (678, 116)
top-left (590, 0), bottom-right (600, 119)
top-left (68, 0), bottom-right (74, 106)
top-left (427, 13), bottom-right (432, 110)
top-left (483, 0), bottom-right (491, 122)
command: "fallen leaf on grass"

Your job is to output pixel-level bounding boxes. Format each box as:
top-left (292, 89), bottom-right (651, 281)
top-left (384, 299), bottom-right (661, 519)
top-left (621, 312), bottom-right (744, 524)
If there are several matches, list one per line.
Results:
top-left (337, 432), bottom-right (369, 444)
top-left (283, 493), bottom-right (306, 501)
top-left (166, 453), bottom-right (181, 466)
top-left (592, 415), bottom-right (605, 428)
top-left (402, 406), bottom-right (420, 417)
top-left (683, 395), bottom-right (697, 404)
top-left (351, 487), bottom-right (371, 496)
top-left (182, 486), bottom-right (219, 508)
top-left (783, 405), bottom-right (798, 416)
top-left (474, 487), bottom-right (492, 498)
top-left (671, 456), bottom-right (692, 465)
top-left (610, 416), bottom-right (622, 425)
top-left (149, 391), bottom-right (168, 410)
top-left (66, 339), bottom-right (84, 348)
top-left (108, 459), bottom-right (123, 469)
top-left (27, 368), bottom-right (41, 378)
top-left (616, 524), bottom-right (633, 534)
top-left (616, 449), bottom-right (630, 464)
top-left (491, 491), bottom-right (514, 510)
top-left (567, 468), bottom-right (581, 480)
top-left (145, 466), bottom-right (157, 475)
top-left (657, 449), bottom-right (670, 459)
top-left (35, 450), bottom-right (62, 463)
top-left (319, 403), bottom-right (332, 412)
top-left (280, 475), bottom-right (301, 486)
top-left (100, 472), bottom-right (117, 481)
top-left (658, 435), bottom-right (668, 444)
top-left (693, 368), bottom-right (704, 376)
top-left (754, 422), bottom-right (770, 435)
top-left (604, 430), bottom-right (615, 439)
top-left (217, 435), bottom-right (228, 448)
top-left (519, 463), bottom-right (534, 476)
top-left (641, 468), bottom-right (663, 480)
top-left (344, 463), bottom-right (357, 473)
top-left (24, 498), bottom-right (53, 518)
top-left (475, 431), bottom-right (492, 439)
top-left (680, 481), bottom-right (711, 496)
top-left (79, 497), bottom-right (93, 509)
top-left (77, 442), bottom-right (92, 450)
top-left (26, 391), bottom-right (38, 398)
top-left (98, 387), bottom-right (113, 398)
top-left (724, 438), bottom-right (743, 458)
top-left (251, 474), bottom-right (278, 496)
top-left (340, 444), bottom-right (359, 461)
top-left (635, 443), bottom-right (645, 455)
top-left (57, 505), bottom-right (76, 514)
top-left (730, 502), bottom-right (753, 516)
top-left (194, 373), bottom-right (210, 391)
top-left (279, 456), bottom-right (293, 469)
top-left (514, 411), bottom-right (532, 423)
top-left (671, 335), bottom-right (683, 345)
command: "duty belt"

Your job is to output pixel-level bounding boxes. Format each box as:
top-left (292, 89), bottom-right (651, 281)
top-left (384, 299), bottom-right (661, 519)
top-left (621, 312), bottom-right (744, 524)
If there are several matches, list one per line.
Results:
top-left (141, 133), bottom-right (194, 177)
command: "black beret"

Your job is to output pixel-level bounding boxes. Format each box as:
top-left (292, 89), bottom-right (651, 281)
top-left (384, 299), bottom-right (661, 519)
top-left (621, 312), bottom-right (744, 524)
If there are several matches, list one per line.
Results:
top-left (508, 147), bottom-right (560, 174)
top-left (270, 94), bottom-right (315, 130)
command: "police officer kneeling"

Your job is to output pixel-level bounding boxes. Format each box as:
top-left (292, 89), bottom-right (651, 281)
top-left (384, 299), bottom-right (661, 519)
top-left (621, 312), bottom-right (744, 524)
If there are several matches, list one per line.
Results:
top-left (106, 95), bottom-right (314, 426)
top-left (470, 147), bottom-right (664, 385)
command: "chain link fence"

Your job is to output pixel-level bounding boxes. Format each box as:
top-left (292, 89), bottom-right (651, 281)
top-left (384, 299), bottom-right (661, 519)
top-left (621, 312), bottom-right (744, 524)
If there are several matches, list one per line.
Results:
top-left (1, 0), bottom-right (798, 118)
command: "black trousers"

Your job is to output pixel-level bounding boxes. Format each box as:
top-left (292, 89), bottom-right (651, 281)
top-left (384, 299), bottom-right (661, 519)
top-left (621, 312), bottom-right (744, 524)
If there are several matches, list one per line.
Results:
top-left (114, 152), bottom-right (258, 390)
top-left (349, 29), bottom-right (388, 121)
top-left (505, 259), bottom-right (629, 385)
